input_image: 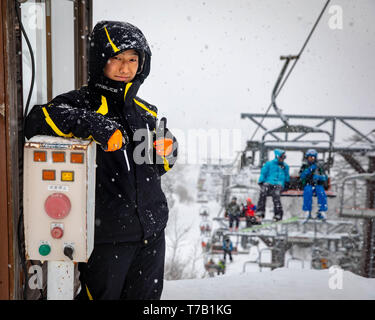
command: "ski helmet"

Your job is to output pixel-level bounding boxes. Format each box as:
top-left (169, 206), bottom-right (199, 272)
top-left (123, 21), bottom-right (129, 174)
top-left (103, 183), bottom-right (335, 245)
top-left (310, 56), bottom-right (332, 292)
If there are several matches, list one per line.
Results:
top-left (274, 149), bottom-right (286, 160)
top-left (305, 149), bottom-right (318, 158)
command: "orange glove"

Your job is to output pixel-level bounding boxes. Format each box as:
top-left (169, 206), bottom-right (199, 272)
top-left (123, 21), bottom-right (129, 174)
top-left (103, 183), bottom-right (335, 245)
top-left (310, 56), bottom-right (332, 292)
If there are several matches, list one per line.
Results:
top-left (105, 129), bottom-right (123, 152)
top-left (153, 138), bottom-right (173, 157)
top-left (153, 117), bottom-right (175, 157)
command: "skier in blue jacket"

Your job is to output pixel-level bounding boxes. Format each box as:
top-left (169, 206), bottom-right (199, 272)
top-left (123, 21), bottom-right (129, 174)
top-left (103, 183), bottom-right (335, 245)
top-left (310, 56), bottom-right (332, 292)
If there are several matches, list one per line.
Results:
top-left (256, 149), bottom-right (290, 222)
top-left (299, 149), bottom-right (328, 221)
top-left (222, 237), bottom-right (233, 263)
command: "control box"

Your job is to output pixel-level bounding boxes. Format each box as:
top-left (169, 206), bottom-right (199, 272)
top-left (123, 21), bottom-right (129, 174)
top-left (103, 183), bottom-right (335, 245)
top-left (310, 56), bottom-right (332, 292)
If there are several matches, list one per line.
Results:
top-left (23, 135), bottom-right (96, 262)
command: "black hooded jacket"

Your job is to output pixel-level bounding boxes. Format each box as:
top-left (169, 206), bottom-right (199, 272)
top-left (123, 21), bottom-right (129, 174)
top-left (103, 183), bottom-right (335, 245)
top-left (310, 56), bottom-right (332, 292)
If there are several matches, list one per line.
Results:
top-left (25, 21), bottom-right (177, 244)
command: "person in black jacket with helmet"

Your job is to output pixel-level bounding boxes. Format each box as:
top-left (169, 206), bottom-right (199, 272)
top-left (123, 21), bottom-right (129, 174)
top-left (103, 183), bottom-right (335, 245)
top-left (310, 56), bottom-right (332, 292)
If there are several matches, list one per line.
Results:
top-left (25, 20), bottom-right (178, 300)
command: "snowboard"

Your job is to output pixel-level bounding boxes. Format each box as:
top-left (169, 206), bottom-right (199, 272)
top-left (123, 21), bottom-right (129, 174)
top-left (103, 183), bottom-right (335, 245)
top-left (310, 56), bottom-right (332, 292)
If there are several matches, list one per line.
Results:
top-left (240, 216), bottom-right (300, 232)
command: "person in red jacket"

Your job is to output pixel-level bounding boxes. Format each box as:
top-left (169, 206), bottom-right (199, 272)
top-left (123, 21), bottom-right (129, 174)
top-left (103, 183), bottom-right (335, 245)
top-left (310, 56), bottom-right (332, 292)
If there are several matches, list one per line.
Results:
top-left (242, 198), bottom-right (261, 227)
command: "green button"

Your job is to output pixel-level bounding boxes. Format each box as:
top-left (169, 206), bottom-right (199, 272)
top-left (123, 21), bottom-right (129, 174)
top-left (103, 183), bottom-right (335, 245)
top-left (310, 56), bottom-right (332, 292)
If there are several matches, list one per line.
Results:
top-left (39, 244), bottom-right (51, 256)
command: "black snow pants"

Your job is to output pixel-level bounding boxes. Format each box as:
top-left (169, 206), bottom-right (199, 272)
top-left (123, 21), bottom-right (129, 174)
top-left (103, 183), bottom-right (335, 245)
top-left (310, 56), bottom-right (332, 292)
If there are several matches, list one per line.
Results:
top-left (76, 231), bottom-right (165, 300)
top-left (256, 183), bottom-right (284, 219)
top-left (223, 249), bottom-right (233, 262)
top-left (229, 214), bottom-right (240, 229)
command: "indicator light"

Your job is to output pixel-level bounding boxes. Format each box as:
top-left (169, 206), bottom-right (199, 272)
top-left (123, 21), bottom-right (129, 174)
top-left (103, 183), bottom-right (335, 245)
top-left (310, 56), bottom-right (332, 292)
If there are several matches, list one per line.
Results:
top-left (44, 193), bottom-right (71, 219)
top-left (52, 152), bottom-right (65, 163)
top-left (61, 171), bottom-right (74, 182)
top-left (34, 151), bottom-right (46, 162)
top-left (71, 153), bottom-right (84, 164)
top-left (39, 244), bottom-right (51, 256)
top-left (42, 170), bottom-right (56, 181)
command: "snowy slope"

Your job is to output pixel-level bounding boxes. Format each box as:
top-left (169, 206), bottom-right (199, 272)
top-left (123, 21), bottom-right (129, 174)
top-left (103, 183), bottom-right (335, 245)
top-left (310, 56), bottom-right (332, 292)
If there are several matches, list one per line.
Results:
top-left (162, 164), bottom-right (375, 300)
top-left (162, 268), bottom-right (375, 300)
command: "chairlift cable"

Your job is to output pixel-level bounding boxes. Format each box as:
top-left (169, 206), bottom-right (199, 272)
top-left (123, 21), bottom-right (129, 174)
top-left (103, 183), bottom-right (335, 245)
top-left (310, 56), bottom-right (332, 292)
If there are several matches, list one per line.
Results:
top-left (249, 0), bottom-right (331, 141)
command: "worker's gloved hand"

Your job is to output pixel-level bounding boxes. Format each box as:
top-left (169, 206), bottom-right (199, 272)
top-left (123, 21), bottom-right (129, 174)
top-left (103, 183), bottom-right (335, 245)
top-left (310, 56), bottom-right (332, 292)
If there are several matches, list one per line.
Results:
top-left (153, 117), bottom-right (177, 157)
top-left (258, 182), bottom-right (264, 187)
top-left (154, 138), bottom-right (174, 157)
top-left (104, 129), bottom-right (125, 152)
top-left (66, 108), bottom-right (128, 151)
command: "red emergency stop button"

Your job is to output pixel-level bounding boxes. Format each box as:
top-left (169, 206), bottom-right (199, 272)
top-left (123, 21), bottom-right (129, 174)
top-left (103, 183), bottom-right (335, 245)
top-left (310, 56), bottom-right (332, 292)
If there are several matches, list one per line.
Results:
top-left (51, 226), bottom-right (64, 239)
top-left (44, 193), bottom-right (71, 219)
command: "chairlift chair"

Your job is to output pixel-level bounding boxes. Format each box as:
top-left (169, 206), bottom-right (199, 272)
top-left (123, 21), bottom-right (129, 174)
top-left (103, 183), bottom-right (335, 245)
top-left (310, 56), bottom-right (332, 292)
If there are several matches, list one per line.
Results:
top-left (338, 173), bottom-right (375, 218)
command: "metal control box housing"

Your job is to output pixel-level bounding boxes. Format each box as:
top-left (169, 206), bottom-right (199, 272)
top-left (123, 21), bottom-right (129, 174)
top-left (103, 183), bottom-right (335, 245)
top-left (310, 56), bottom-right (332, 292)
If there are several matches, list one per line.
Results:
top-left (23, 135), bottom-right (96, 262)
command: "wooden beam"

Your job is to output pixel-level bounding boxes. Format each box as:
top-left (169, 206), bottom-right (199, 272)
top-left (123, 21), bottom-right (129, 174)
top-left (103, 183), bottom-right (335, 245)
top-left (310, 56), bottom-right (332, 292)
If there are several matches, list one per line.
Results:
top-left (45, 0), bottom-right (52, 101)
top-left (0, 0), bottom-right (24, 300)
top-left (74, 0), bottom-right (92, 89)
top-left (0, 0), bottom-right (10, 301)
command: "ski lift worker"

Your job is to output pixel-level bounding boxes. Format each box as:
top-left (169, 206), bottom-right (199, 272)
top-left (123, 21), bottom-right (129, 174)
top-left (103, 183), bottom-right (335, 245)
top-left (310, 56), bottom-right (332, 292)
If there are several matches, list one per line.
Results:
top-left (299, 149), bottom-right (328, 221)
top-left (225, 196), bottom-right (241, 232)
top-left (256, 149), bottom-right (290, 222)
top-left (24, 21), bottom-right (178, 300)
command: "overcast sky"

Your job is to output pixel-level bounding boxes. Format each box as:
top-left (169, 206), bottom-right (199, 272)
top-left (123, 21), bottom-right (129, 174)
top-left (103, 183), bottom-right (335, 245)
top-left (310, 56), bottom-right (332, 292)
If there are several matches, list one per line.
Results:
top-left (94, 0), bottom-right (375, 163)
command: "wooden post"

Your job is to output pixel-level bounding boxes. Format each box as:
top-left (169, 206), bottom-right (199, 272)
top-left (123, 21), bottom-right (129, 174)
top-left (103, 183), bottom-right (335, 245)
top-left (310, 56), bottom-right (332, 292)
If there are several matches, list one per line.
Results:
top-left (45, 0), bottom-right (52, 101)
top-left (0, 0), bottom-right (10, 301)
top-left (0, 0), bottom-right (24, 300)
top-left (74, 0), bottom-right (92, 89)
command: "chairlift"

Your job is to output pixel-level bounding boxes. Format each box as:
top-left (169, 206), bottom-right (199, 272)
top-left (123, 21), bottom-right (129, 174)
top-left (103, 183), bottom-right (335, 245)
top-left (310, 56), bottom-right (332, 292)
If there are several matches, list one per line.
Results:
top-left (210, 242), bottom-right (238, 255)
top-left (204, 258), bottom-right (225, 277)
top-left (256, 55), bottom-right (337, 198)
top-left (199, 205), bottom-right (210, 217)
top-left (281, 174), bottom-right (337, 198)
top-left (197, 193), bottom-right (209, 203)
top-left (199, 220), bottom-right (212, 235)
top-left (338, 173), bottom-right (375, 218)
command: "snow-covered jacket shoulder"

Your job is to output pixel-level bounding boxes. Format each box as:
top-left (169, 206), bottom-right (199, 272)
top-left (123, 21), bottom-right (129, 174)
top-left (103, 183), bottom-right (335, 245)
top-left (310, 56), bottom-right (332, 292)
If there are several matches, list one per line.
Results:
top-left (24, 87), bottom-right (123, 148)
top-left (133, 96), bottom-right (158, 124)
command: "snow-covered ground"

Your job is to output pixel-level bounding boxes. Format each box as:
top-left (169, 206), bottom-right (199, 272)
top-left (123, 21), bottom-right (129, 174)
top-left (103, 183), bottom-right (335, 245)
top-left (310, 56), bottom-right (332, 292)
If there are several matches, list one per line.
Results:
top-left (162, 164), bottom-right (375, 300)
top-left (162, 268), bottom-right (375, 300)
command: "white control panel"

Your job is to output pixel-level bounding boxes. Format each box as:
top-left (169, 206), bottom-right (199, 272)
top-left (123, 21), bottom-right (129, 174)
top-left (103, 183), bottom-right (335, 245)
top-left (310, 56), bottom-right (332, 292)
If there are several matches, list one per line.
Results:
top-left (23, 135), bottom-right (96, 262)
